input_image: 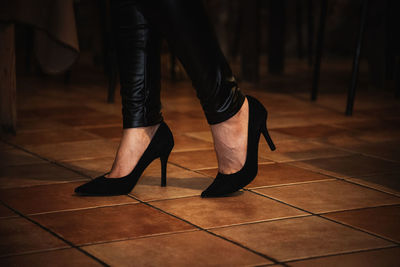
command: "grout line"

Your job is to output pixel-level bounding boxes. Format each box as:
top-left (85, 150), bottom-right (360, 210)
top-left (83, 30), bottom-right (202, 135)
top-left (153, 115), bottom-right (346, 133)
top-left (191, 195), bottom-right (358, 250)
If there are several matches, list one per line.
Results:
top-left (171, 147), bottom-right (214, 153)
top-left (284, 157), bottom-right (400, 191)
top-left (317, 203), bottom-right (400, 216)
top-left (205, 214), bottom-right (312, 231)
top-left (78, 229), bottom-right (200, 248)
top-left (166, 161), bottom-right (216, 178)
top-left (344, 178), bottom-right (400, 197)
top-left (320, 216), bottom-right (400, 245)
top-left (308, 139), bottom-right (400, 164)
top-left (282, 245), bottom-right (400, 265)
top-left (264, 153), bottom-right (358, 165)
top-left (25, 202), bottom-right (141, 216)
top-left (124, 193), bottom-right (286, 266)
top-left (0, 200), bottom-right (110, 266)
top-left (0, 246), bottom-right (72, 259)
top-left (247, 189), bottom-right (400, 246)
top-left (0, 140), bottom-right (93, 180)
top-left (339, 178), bottom-right (400, 198)
top-left (246, 178), bottom-right (338, 190)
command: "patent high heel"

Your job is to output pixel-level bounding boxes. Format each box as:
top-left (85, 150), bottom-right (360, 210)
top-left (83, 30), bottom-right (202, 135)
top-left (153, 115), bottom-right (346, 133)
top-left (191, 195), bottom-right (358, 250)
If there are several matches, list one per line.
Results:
top-left (74, 121), bottom-right (174, 196)
top-left (201, 95), bottom-right (275, 198)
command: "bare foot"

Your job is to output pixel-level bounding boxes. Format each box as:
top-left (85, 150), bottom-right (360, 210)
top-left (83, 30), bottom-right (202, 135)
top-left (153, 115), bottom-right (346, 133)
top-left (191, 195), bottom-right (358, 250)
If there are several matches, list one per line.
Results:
top-left (106, 124), bottom-right (160, 178)
top-left (210, 98), bottom-right (248, 174)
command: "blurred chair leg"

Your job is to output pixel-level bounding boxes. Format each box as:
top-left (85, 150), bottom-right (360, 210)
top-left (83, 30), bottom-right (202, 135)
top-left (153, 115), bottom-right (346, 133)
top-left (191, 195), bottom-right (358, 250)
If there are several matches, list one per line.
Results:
top-left (241, 0), bottom-right (260, 81)
top-left (311, 0), bottom-right (327, 101)
top-left (395, 57), bottom-right (400, 98)
top-left (100, 0), bottom-right (118, 103)
top-left (307, 0), bottom-right (314, 67)
top-left (0, 23), bottom-right (17, 135)
top-left (296, 0), bottom-right (304, 60)
top-left (268, 0), bottom-right (286, 75)
top-left (346, 0), bottom-right (369, 116)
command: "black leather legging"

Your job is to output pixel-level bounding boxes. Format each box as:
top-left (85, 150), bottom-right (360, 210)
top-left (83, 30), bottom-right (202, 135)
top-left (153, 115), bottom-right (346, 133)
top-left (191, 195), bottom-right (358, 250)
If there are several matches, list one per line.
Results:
top-left (111, 0), bottom-right (245, 128)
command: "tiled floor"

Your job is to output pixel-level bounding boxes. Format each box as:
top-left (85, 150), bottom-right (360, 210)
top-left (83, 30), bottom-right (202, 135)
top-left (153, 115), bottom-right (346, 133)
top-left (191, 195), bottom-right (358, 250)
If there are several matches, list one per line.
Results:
top-left (0, 70), bottom-right (399, 266)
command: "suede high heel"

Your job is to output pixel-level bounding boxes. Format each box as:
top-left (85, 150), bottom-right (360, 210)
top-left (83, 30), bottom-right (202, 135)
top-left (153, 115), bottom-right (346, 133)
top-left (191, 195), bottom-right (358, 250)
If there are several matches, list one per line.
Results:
top-left (74, 121), bottom-right (174, 196)
top-left (201, 95), bottom-right (275, 198)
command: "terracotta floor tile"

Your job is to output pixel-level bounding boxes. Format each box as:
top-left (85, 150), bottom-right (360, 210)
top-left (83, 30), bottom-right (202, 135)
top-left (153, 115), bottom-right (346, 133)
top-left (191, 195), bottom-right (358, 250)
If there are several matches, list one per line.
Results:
top-left (273, 124), bottom-right (355, 139)
top-left (184, 129), bottom-right (291, 147)
top-left (288, 247), bottom-right (400, 267)
top-left (347, 172), bottom-right (400, 197)
top-left (290, 155), bottom-right (400, 178)
top-left (195, 168), bottom-right (217, 178)
top-left (3, 128), bottom-right (99, 146)
top-left (131, 162), bottom-right (213, 201)
top-left (83, 230), bottom-right (270, 266)
top-left (357, 107), bottom-right (400, 120)
top-left (24, 140), bottom-right (119, 162)
top-left (151, 192), bottom-right (305, 228)
top-left (264, 130), bottom-right (301, 143)
top-left (184, 131), bottom-right (213, 142)
top-left (163, 110), bottom-right (204, 121)
top-left (165, 117), bottom-right (210, 132)
top-left (0, 163), bottom-right (85, 189)
top-left (249, 163), bottom-right (335, 188)
top-left (268, 114), bottom-right (322, 128)
top-left (0, 182), bottom-right (138, 215)
top-left (31, 203), bottom-right (194, 245)
top-left (57, 114), bottom-right (122, 127)
top-left (29, 106), bottom-right (99, 119)
top-left (211, 216), bottom-right (393, 262)
top-left (169, 149), bottom-right (272, 170)
top-left (258, 139), bottom-right (351, 163)
top-left (0, 248), bottom-right (102, 266)
top-left (253, 180), bottom-right (400, 213)
top-left (169, 150), bottom-right (218, 170)
top-left (318, 129), bottom-right (400, 147)
top-left (171, 134), bottom-right (213, 152)
top-left (83, 126), bottom-right (122, 139)
top-left (0, 204), bottom-right (16, 218)
top-left (198, 163), bottom-right (334, 188)
top-left (338, 141), bottom-right (400, 162)
top-left (334, 119), bottom-right (400, 132)
top-left (359, 129), bottom-right (400, 143)
top-left (0, 149), bottom-right (45, 167)
top-left (60, 157), bottom-right (114, 178)
top-left (323, 205), bottom-right (400, 242)
top-left (0, 217), bottom-right (67, 256)
top-left (15, 118), bottom-right (69, 132)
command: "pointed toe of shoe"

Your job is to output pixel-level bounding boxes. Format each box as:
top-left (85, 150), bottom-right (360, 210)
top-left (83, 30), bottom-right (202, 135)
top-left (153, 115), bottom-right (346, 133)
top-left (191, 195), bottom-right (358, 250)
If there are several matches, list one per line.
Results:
top-left (200, 176), bottom-right (237, 198)
top-left (73, 177), bottom-right (108, 196)
top-left (74, 181), bottom-right (93, 195)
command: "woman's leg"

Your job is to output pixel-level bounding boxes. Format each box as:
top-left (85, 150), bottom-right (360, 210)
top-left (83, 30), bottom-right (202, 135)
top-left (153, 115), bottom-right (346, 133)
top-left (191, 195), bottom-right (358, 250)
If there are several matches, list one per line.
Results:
top-left (107, 0), bottom-right (162, 178)
top-left (137, 0), bottom-right (248, 174)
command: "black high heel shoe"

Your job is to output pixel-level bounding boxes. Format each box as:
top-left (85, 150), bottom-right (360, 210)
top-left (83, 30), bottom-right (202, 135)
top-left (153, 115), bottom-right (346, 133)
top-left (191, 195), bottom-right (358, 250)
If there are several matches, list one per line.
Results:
top-left (201, 95), bottom-right (275, 198)
top-left (74, 121), bottom-right (174, 196)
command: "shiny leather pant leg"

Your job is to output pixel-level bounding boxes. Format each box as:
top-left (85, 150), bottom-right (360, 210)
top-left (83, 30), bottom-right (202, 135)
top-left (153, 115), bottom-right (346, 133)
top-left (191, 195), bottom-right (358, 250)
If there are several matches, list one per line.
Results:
top-left (138, 0), bottom-right (245, 124)
top-left (112, 0), bottom-right (245, 126)
top-left (111, 0), bottom-right (163, 128)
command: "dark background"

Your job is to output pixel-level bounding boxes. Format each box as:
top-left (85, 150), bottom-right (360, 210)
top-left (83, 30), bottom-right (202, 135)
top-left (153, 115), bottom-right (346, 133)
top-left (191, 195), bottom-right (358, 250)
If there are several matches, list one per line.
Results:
top-left (12, 0), bottom-right (399, 94)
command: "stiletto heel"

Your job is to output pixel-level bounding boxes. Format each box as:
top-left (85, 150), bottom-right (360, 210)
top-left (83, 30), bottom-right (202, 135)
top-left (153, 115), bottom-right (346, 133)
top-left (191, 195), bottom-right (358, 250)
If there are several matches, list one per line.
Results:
top-left (201, 95), bottom-right (276, 198)
top-left (261, 122), bottom-right (276, 151)
top-left (160, 151), bottom-right (171, 187)
top-left (74, 121), bottom-right (174, 196)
